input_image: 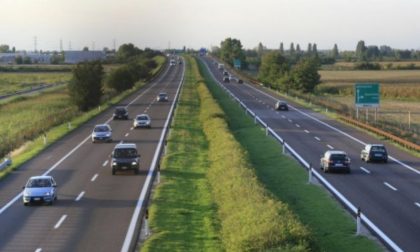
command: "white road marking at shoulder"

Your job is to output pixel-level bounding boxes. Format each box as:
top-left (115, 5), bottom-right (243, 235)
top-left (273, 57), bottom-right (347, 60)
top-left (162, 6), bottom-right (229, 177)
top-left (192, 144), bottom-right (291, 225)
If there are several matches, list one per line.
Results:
top-left (314, 136), bottom-right (321, 141)
top-left (75, 191), bottom-right (85, 202)
top-left (295, 124), bottom-right (300, 128)
top-left (54, 215), bottom-right (67, 229)
top-left (415, 202), bottom-right (420, 208)
top-left (384, 182), bottom-right (398, 191)
top-left (360, 167), bottom-right (371, 174)
top-left (102, 160), bottom-right (108, 167)
top-left (35, 249), bottom-right (42, 252)
top-left (304, 130), bottom-right (310, 133)
top-left (91, 174), bottom-right (98, 182)
top-left (327, 144), bottom-right (334, 149)
top-left (281, 115), bottom-right (286, 118)
top-left (125, 133), bottom-right (129, 137)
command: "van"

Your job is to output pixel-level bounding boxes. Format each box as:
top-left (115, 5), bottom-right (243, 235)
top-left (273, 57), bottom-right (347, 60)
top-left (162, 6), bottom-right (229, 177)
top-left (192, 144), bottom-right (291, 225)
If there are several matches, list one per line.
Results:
top-left (111, 143), bottom-right (140, 175)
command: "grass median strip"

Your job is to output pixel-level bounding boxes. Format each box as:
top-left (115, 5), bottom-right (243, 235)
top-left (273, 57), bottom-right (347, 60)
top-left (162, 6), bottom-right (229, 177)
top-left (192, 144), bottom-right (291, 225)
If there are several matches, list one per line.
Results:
top-left (197, 57), bottom-right (382, 252)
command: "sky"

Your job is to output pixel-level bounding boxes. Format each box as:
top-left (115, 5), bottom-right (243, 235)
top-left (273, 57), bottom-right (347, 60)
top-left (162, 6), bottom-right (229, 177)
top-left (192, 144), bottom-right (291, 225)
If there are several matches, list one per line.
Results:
top-left (1, 0), bottom-right (420, 51)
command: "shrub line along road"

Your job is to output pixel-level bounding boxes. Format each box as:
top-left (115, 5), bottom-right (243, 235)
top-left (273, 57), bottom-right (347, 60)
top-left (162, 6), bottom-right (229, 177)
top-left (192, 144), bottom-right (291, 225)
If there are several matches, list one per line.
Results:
top-left (0, 61), bottom-right (184, 252)
top-left (201, 56), bottom-right (420, 252)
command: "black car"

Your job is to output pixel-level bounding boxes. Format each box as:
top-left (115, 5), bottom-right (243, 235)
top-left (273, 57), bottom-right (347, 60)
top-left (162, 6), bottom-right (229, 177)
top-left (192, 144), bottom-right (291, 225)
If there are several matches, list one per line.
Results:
top-left (361, 144), bottom-right (388, 163)
top-left (113, 107), bottom-right (129, 120)
top-left (275, 100), bottom-right (289, 111)
top-left (320, 150), bottom-right (351, 173)
top-left (238, 79), bottom-right (244, 84)
top-left (111, 143), bottom-right (140, 175)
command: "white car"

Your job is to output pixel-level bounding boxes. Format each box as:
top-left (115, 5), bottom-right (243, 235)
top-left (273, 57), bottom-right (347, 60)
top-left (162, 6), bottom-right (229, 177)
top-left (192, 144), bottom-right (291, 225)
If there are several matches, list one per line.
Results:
top-left (133, 114), bottom-right (151, 128)
top-left (91, 124), bottom-right (112, 143)
top-left (23, 176), bottom-right (57, 206)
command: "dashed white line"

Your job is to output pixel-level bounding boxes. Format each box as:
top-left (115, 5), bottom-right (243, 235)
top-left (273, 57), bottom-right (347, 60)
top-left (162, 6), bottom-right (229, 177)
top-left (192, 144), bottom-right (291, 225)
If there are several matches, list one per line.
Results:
top-left (91, 174), bottom-right (98, 182)
top-left (281, 115), bottom-right (286, 119)
top-left (327, 144), bottom-right (334, 150)
top-left (75, 191), bottom-right (85, 202)
top-left (35, 249), bottom-right (42, 252)
top-left (288, 119), bottom-right (292, 123)
top-left (54, 214), bottom-right (67, 229)
top-left (314, 136), bottom-right (321, 141)
top-left (304, 130), bottom-right (310, 133)
top-left (415, 202), bottom-right (420, 208)
top-left (102, 160), bottom-right (109, 167)
top-left (124, 133), bottom-right (129, 137)
top-left (384, 182), bottom-right (398, 191)
top-left (295, 124), bottom-right (300, 128)
top-left (130, 127), bottom-right (134, 131)
top-left (360, 167), bottom-right (371, 174)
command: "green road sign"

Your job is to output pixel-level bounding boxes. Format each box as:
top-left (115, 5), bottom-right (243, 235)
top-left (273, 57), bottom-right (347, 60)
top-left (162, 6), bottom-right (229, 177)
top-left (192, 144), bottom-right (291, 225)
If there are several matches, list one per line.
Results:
top-left (355, 83), bottom-right (380, 107)
top-left (233, 59), bottom-right (241, 69)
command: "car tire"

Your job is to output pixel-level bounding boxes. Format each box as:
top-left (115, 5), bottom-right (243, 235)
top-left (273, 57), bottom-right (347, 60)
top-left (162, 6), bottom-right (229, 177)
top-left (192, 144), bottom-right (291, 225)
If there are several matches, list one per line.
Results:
top-left (135, 169), bottom-right (139, 175)
top-left (112, 169), bottom-right (116, 175)
top-left (24, 202), bottom-right (29, 206)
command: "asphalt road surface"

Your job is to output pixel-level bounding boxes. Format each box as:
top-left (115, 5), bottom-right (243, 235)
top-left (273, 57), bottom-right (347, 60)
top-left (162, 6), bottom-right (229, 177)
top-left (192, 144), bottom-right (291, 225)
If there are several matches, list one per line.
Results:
top-left (0, 60), bottom-right (184, 252)
top-left (201, 56), bottom-right (420, 252)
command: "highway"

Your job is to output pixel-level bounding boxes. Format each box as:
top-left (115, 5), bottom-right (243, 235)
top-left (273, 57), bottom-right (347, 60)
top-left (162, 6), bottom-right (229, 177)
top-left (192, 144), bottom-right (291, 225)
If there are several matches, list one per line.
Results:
top-left (0, 59), bottom-right (184, 252)
top-left (201, 56), bottom-right (420, 252)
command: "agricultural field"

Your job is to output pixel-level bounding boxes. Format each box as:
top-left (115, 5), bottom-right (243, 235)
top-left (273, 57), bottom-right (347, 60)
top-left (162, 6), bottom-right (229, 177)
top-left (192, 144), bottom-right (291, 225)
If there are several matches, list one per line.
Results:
top-left (323, 61), bottom-right (420, 70)
top-left (0, 72), bottom-right (71, 95)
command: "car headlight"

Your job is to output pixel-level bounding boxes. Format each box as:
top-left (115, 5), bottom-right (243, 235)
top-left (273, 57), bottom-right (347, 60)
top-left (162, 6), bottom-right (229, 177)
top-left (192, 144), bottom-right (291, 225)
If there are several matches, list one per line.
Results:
top-left (131, 161), bottom-right (137, 165)
top-left (112, 162), bottom-right (117, 166)
top-left (45, 192), bottom-right (51, 196)
top-left (24, 191), bottom-right (31, 197)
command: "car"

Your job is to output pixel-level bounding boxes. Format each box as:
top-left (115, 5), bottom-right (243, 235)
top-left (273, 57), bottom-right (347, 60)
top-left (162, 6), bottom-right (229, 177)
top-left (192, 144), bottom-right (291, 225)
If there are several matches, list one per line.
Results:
top-left (91, 124), bottom-right (112, 143)
top-left (275, 100), bottom-right (289, 111)
top-left (361, 144), bottom-right (388, 163)
top-left (237, 79), bottom-right (244, 84)
top-left (133, 114), bottom-right (151, 128)
top-left (320, 150), bottom-right (351, 173)
top-left (223, 76), bottom-right (230, 83)
top-left (229, 75), bottom-right (236, 81)
top-left (157, 92), bottom-right (168, 102)
top-left (218, 63), bottom-right (224, 70)
top-left (178, 60), bottom-right (182, 64)
top-left (223, 71), bottom-right (229, 76)
top-left (113, 107), bottom-right (129, 120)
top-left (170, 59), bottom-right (176, 66)
top-left (111, 143), bottom-right (140, 175)
top-left (22, 176), bottom-right (57, 206)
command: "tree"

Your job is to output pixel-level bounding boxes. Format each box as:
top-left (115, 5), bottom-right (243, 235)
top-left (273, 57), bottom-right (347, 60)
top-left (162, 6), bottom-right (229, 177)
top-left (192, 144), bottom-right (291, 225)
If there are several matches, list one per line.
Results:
top-left (83, 46), bottom-right (89, 51)
top-left (220, 37), bottom-right (246, 68)
top-left (15, 55), bottom-right (23, 64)
top-left (356, 40), bottom-right (367, 61)
top-left (117, 43), bottom-right (143, 62)
top-left (290, 57), bottom-right (320, 93)
top-left (307, 43), bottom-right (312, 54)
top-left (279, 42), bottom-right (284, 54)
top-left (23, 56), bottom-right (32, 64)
top-left (0, 44), bottom-right (10, 53)
top-left (296, 44), bottom-right (301, 54)
top-left (68, 61), bottom-right (104, 111)
top-left (257, 42), bottom-right (264, 57)
top-left (106, 65), bottom-right (136, 92)
top-left (332, 44), bottom-right (339, 59)
top-left (289, 43), bottom-right (295, 54)
top-left (258, 52), bottom-right (290, 90)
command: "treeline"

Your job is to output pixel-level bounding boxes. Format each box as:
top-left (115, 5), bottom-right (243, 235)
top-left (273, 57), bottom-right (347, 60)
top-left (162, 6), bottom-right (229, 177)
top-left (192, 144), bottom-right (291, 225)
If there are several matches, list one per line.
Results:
top-left (69, 43), bottom-right (161, 111)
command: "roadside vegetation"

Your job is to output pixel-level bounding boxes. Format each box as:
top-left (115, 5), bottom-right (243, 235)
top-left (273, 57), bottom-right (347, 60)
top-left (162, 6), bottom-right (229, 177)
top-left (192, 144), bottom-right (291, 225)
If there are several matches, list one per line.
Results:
top-left (196, 57), bottom-right (382, 252)
top-left (0, 72), bottom-right (70, 94)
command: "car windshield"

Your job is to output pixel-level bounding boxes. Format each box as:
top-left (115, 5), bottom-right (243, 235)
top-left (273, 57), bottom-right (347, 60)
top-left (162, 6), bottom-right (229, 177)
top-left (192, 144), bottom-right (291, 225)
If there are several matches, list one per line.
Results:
top-left (371, 146), bottom-right (386, 152)
top-left (137, 116), bottom-right (148, 120)
top-left (26, 179), bottom-right (52, 188)
top-left (115, 108), bottom-right (126, 114)
top-left (113, 148), bottom-right (138, 158)
top-left (159, 93), bottom-right (167, 97)
top-left (94, 126), bottom-right (109, 132)
top-left (330, 154), bottom-right (347, 161)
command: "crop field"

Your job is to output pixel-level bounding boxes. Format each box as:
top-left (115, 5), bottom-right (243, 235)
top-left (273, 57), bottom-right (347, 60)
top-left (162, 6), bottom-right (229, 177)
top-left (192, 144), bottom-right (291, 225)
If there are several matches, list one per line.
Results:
top-left (0, 72), bottom-right (71, 94)
top-left (325, 61), bottom-right (420, 70)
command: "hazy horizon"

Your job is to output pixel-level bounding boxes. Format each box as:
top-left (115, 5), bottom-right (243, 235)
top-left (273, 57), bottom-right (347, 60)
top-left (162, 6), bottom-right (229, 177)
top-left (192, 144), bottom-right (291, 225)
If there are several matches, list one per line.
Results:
top-left (1, 0), bottom-right (420, 52)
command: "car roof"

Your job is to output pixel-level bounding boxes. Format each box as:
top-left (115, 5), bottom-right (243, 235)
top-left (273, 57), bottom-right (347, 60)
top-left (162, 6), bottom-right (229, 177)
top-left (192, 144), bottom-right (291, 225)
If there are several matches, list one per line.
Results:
top-left (115, 106), bottom-right (127, 110)
top-left (136, 114), bottom-right (149, 118)
top-left (325, 150), bottom-right (347, 155)
top-left (29, 175), bottom-right (53, 180)
top-left (367, 144), bottom-right (385, 147)
top-left (114, 143), bottom-right (137, 149)
top-left (95, 124), bottom-right (110, 128)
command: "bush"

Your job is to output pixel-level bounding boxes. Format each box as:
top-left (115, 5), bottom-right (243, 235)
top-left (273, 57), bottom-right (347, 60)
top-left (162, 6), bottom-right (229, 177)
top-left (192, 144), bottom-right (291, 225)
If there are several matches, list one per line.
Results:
top-left (354, 62), bottom-right (381, 70)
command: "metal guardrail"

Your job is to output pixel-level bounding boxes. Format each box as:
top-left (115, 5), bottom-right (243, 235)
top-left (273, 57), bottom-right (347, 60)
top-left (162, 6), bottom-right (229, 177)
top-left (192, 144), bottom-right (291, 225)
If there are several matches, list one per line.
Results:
top-left (202, 59), bottom-right (403, 252)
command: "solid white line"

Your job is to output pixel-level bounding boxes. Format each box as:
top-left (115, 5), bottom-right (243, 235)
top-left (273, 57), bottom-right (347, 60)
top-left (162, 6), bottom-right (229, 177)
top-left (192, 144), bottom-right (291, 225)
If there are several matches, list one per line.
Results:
top-left (314, 136), bottom-right (321, 141)
top-left (384, 182), bottom-right (398, 191)
top-left (35, 249), bottom-right (42, 252)
top-left (91, 174), bottom-right (98, 182)
top-left (102, 160), bottom-right (108, 167)
top-left (304, 129), bottom-right (310, 133)
top-left (415, 202), bottom-right (420, 208)
top-left (75, 191), bottom-right (85, 202)
top-left (327, 144), bottom-right (334, 149)
top-left (54, 215), bottom-right (67, 229)
top-left (295, 124), bottom-right (300, 128)
top-left (360, 167), bottom-right (371, 174)
top-left (124, 133), bottom-right (129, 137)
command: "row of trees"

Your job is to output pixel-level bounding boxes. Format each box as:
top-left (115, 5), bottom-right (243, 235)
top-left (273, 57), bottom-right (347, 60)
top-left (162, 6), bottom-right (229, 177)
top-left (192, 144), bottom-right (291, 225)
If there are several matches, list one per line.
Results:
top-left (69, 44), bottom-right (160, 111)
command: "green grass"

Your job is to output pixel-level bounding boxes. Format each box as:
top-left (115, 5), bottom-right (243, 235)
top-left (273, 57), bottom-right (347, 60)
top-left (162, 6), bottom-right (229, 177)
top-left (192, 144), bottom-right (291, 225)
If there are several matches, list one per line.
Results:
top-left (0, 72), bottom-right (71, 94)
top-left (141, 56), bottom-right (222, 251)
top-left (197, 57), bottom-right (382, 252)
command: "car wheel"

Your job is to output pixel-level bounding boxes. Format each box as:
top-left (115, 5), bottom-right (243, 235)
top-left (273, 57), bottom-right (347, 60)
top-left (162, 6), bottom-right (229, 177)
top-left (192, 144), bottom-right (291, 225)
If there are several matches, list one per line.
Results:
top-left (112, 169), bottom-right (116, 175)
top-left (24, 202), bottom-right (29, 206)
top-left (135, 169), bottom-right (139, 175)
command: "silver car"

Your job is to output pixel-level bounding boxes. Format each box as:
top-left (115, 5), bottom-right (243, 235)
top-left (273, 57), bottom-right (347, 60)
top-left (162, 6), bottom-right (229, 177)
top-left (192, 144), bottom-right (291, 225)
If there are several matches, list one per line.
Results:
top-left (92, 124), bottom-right (112, 143)
top-left (133, 114), bottom-right (151, 128)
top-left (23, 176), bottom-right (57, 206)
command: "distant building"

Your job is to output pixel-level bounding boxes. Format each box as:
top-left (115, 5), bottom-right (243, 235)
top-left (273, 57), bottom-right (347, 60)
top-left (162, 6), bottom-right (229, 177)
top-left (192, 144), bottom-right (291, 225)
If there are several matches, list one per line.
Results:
top-left (64, 51), bottom-right (106, 64)
top-left (0, 52), bottom-right (52, 64)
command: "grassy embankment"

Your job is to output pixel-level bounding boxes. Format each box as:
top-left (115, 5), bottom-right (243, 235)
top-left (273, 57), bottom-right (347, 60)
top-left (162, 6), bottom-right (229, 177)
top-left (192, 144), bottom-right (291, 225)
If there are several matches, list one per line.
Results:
top-left (0, 72), bottom-right (71, 94)
top-left (196, 57), bottom-right (382, 252)
top-left (0, 55), bottom-right (165, 178)
top-left (143, 56), bottom-right (312, 251)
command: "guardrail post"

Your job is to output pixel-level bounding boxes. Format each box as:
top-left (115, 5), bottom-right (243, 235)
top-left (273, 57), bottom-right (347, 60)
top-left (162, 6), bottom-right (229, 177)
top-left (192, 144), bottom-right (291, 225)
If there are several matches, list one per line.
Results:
top-left (356, 207), bottom-right (361, 235)
top-left (43, 133), bottom-right (47, 145)
top-left (157, 164), bottom-right (161, 184)
top-left (68, 122), bottom-right (72, 130)
top-left (254, 115), bottom-right (257, 124)
top-left (282, 141), bottom-right (286, 155)
top-left (144, 209), bottom-right (150, 236)
top-left (265, 127), bottom-right (268, 136)
top-left (308, 164), bottom-right (313, 184)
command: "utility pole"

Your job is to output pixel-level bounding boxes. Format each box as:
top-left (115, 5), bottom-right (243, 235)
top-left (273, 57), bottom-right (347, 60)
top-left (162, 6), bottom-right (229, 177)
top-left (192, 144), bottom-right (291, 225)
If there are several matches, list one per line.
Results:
top-left (34, 36), bottom-right (38, 52)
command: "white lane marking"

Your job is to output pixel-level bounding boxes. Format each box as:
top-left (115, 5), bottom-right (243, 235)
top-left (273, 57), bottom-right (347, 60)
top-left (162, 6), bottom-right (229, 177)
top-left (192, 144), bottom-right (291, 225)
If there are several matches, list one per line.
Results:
top-left (102, 160), bottom-right (109, 167)
top-left (360, 167), bottom-right (371, 174)
top-left (130, 127), bottom-right (134, 131)
top-left (415, 202), bottom-right (420, 208)
top-left (54, 215), bottom-right (67, 229)
top-left (0, 64), bottom-right (173, 216)
top-left (45, 155), bottom-right (52, 160)
top-left (327, 144), bottom-right (334, 150)
top-left (295, 124), bottom-right (300, 128)
top-left (75, 191), bottom-right (85, 202)
top-left (121, 57), bottom-right (185, 252)
top-left (281, 115), bottom-right (286, 119)
top-left (276, 112), bottom-right (279, 114)
top-left (304, 129), bottom-right (310, 134)
top-left (124, 133), bottom-right (129, 137)
top-left (384, 182), bottom-right (398, 191)
top-left (91, 174), bottom-right (98, 182)
top-left (288, 119), bottom-right (292, 123)
top-left (35, 249), bottom-right (42, 252)
top-left (314, 136), bottom-right (321, 141)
